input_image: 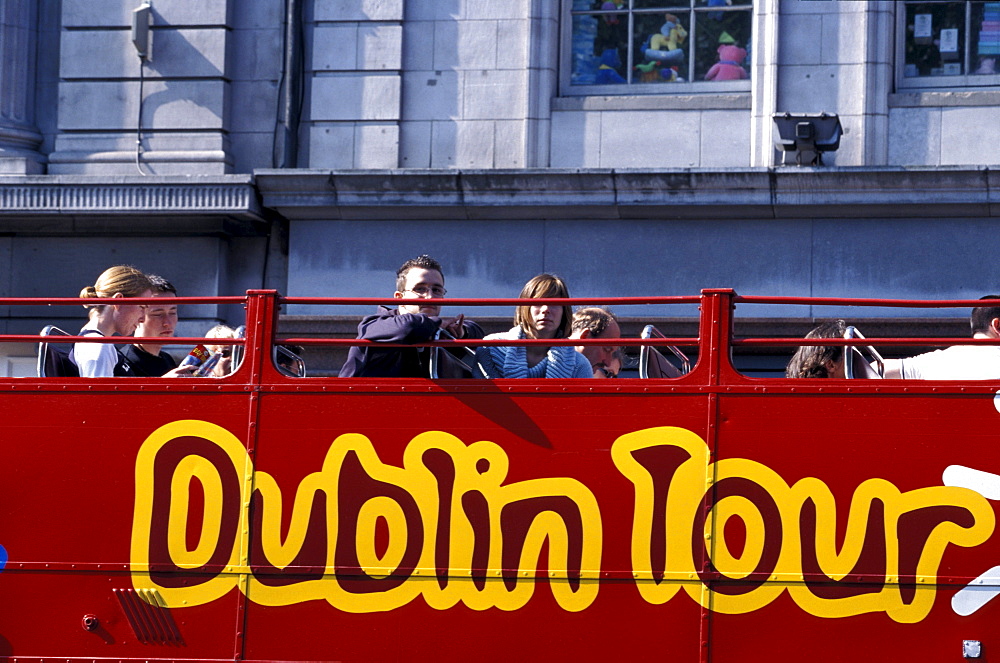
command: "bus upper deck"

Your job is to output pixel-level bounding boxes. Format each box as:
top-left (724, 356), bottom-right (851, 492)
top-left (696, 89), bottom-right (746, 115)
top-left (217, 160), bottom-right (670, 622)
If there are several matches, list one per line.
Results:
top-left (1, 289), bottom-right (999, 661)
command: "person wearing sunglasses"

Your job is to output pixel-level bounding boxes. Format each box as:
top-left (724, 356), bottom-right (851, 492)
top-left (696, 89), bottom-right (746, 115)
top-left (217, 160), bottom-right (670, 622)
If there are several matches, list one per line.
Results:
top-left (338, 254), bottom-right (483, 378)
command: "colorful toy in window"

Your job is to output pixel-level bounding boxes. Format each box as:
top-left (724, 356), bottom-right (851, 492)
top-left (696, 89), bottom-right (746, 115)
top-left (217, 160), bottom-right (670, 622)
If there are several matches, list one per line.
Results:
top-left (596, 48), bottom-right (627, 84)
top-left (707, 0), bottom-right (732, 21)
top-left (600, 0), bottom-right (624, 24)
top-left (634, 61), bottom-right (680, 83)
top-left (642, 14), bottom-right (687, 66)
top-left (705, 33), bottom-right (748, 81)
top-left (634, 61), bottom-right (660, 83)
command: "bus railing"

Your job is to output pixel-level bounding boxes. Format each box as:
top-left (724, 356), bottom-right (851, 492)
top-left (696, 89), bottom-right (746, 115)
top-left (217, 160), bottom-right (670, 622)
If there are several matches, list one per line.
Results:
top-left (2, 289), bottom-right (1000, 383)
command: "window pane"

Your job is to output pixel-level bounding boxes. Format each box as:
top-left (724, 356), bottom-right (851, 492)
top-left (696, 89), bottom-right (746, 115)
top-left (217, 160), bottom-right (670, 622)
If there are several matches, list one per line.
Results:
top-left (904, 2), bottom-right (967, 77)
top-left (694, 7), bottom-right (752, 80)
top-left (632, 11), bottom-right (690, 83)
top-left (972, 1), bottom-right (1000, 75)
top-left (568, 0), bottom-right (754, 89)
top-left (571, 11), bottom-right (629, 85)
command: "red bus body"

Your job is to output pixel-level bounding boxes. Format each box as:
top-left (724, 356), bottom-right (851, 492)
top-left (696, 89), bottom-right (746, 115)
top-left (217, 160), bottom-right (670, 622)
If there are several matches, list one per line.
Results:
top-left (1, 290), bottom-right (999, 661)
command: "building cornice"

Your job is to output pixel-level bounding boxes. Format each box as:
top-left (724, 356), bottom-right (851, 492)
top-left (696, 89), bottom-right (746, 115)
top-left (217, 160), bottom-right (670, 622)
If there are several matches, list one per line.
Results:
top-left (0, 175), bottom-right (266, 234)
top-left (254, 167), bottom-right (1000, 221)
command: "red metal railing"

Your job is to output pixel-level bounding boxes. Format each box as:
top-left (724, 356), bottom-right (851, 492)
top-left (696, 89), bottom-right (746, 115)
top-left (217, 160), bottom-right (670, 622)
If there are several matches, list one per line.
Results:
top-left (4, 289), bottom-right (999, 380)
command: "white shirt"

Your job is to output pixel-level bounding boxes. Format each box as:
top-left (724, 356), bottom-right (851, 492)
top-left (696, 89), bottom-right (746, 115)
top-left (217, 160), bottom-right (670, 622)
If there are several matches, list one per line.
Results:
top-left (899, 345), bottom-right (1000, 380)
top-left (74, 324), bottom-right (118, 378)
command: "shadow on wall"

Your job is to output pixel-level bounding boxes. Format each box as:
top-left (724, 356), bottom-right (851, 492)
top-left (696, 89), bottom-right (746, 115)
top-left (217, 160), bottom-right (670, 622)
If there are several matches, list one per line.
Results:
top-left (136, 8), bottom-right (229, 174)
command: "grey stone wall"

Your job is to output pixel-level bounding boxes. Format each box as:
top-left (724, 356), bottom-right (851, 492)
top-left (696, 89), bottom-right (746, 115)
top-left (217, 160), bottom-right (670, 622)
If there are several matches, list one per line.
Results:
top-left (398, 0), bottom-right (554, 168)
top-left (6, 0), bottom-right (1000, 172)
top-left (304, 0), bottom-right (403, 168)
top-left (50, 1), bottom-right (235, 174)
top-left (258, 167), bottom-right (1000, 321)
top-left (231, 0), bottom-right (284, 172)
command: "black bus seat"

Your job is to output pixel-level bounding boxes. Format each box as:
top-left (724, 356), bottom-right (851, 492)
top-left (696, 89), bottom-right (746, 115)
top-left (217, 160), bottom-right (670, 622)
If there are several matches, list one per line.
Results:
top-left (430, 329), bottom-right (479, 379)
top-left (847, 347), bottom-right (882, 379)
top-left (844, 326), bottom-right (884, 379)
top-left (37, 326), bottom-right (79, 378)
top-left (639, 325), bottom-right (690, 379)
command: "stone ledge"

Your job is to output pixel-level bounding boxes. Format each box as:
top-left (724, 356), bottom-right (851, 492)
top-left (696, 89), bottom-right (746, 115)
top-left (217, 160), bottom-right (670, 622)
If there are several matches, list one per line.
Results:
top-left (552, 93), bottom-right (751, 112)
top-left (255, 166), bottom-right (1000, 220)
top-left (0, 175), bottom-right (260, 215)
top-left (889, 90), bottom-right (1000, 108)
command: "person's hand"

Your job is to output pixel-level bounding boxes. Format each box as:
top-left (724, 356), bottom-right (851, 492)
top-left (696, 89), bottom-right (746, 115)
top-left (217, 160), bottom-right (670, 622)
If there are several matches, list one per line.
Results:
top-left (441, 314), bottom-right (466, 339)
top-left (163, 365), bottom-right (197, 378)
top-left (212, 356), bottom-right (233, 377)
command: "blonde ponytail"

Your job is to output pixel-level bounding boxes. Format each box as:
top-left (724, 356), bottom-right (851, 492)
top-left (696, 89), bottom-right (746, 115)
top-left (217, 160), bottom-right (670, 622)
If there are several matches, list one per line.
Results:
top-left (80, 265), bottom-right (152, 310)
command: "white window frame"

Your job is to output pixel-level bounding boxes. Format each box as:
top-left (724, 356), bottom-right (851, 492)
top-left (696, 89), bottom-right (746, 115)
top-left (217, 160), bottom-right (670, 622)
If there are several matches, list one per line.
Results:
top-left (560, 0), bottom-right (753, 97)
top-left (896, 0), bottom-right (1000, 90)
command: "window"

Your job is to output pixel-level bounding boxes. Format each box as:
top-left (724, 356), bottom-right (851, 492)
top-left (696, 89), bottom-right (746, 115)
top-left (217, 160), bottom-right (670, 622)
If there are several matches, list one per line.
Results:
top-left (899, 1), bottom-right (1000, 88)
top-left (565, 0), bottom-right (753, 94)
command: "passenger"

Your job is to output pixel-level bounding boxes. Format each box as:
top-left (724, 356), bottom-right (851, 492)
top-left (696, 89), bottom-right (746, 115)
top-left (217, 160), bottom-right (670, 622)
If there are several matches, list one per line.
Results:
top-left (121, 275), bottom-right (195, 377)
top-left (476, 273), bottom-right (593, 379)
top-left (75, 265), bottom-right (153, 378)
top-left (882, 295), bottom-right (1000, 379)
top-left (785, 319), bottom-right (847, 378)
top-left (569, 306), bottom-right (623, 378)
top-left (205, 324), bottom-right (236, 376)
top-left (338, 255), bottom-right (484, 378)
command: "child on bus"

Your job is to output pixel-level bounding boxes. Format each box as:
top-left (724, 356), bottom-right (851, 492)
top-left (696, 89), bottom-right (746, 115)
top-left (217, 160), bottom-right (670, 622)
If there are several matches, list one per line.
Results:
top-left (476, 273), bottom-right (593, 379)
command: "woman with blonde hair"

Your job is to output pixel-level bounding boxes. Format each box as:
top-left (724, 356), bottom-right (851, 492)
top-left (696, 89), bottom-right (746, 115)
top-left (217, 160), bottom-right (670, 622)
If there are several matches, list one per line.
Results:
top-left (74, 265), bottom-right (153, 377)
top-left (476, 273), bottom-right (593, 378)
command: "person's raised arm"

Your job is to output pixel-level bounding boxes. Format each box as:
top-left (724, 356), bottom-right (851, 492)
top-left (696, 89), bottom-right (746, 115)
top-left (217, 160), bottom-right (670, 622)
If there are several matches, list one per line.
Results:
top-left (358, 311), bottom-right (440, 343)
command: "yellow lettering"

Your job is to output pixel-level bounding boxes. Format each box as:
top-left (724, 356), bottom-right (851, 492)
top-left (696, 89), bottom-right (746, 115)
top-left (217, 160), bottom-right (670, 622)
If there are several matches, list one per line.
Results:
top-left (132, 423), bottom-right (602, 613)
top-left (612, 426), bottom-right (995, 623)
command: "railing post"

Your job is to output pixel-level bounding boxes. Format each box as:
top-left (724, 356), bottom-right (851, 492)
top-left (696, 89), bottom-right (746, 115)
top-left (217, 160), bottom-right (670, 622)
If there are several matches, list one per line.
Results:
top-left (237, 289), bottom-right (279, 663)
top-left (243, 290), bottom-right (281, 385)
top-left (698, 289), bottom-right (738, 386)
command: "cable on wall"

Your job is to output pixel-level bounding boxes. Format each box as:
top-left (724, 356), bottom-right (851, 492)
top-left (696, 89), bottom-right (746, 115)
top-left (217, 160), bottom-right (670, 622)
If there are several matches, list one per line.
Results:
top-left (131, 2), bottom-right (152, 176)
top-left (135, 57), bottom-right (147, 176)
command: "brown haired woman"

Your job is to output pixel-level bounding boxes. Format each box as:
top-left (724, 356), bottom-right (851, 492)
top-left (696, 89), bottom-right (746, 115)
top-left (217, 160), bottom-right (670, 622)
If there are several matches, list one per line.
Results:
top-left (475, 273), bottom-right (593, 378)
top-left (785, 319), bottom-right (848, 379)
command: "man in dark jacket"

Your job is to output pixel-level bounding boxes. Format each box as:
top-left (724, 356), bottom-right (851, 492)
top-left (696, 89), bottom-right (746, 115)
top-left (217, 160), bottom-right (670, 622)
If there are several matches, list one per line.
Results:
top-left (338, 255), bottom-right (484, 377)
top-left (120, 274), bottom-right (196, 377)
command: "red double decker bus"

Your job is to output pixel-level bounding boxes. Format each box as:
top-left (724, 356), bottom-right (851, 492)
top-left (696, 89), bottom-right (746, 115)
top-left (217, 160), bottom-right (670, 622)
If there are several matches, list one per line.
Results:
top-left (0, 289), bottom-right (998, 661)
